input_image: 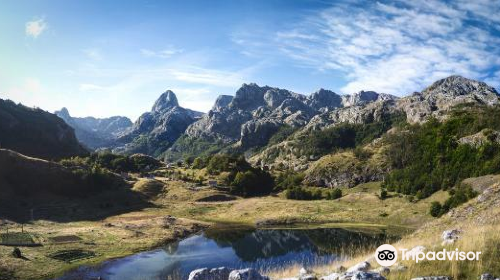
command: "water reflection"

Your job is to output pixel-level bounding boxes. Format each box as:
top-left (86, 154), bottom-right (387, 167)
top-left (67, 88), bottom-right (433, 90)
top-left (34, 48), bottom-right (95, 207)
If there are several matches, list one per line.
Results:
top-left (55, 227), bottom-right (397, 280)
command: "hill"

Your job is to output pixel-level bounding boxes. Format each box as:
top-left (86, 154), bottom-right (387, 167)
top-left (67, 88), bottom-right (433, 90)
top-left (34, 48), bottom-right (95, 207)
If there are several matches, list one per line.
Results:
top-left (0, 99), bottom-right (87, 160)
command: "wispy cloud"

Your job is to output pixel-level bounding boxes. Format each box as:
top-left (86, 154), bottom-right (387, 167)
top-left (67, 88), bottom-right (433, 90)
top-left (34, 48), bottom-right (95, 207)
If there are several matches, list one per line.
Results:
top-left (25, 18), bottom-right (47, 38)
top-left (235, 0), bottom-right (500, 94)
top-left (140, 46), bottom-right (183, 58)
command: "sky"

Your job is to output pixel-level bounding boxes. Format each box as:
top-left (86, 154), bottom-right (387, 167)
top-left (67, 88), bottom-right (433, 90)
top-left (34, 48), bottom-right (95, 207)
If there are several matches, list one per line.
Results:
top-left (1, 0), bottom-right (499, 120)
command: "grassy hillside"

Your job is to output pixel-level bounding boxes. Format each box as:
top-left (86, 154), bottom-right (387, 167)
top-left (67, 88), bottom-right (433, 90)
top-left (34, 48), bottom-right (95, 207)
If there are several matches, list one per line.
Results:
top-left (0, 99), bottom-right (87, 160)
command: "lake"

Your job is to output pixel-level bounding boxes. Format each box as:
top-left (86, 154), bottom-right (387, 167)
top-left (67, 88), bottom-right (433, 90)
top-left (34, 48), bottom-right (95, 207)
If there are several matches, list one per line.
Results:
top-left (54, 226), bottom-right (399, 280)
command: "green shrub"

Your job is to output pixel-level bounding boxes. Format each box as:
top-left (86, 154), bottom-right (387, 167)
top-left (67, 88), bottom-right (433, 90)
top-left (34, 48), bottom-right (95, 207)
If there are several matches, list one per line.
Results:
top-left (326, 188), bottom-right (343, 200)
top-left (275, 170), bottom-right (305, 191)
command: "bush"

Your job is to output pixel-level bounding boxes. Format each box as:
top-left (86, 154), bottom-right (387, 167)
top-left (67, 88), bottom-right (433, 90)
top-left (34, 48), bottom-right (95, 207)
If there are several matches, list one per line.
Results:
top-left (326, 188), bottom-right (342, 200)
top-left (206, 154), bottom-right (250, 175)
top-left (230, 168), bottom-right (274, 197)
top-left (285, 186), bottom-right (323, 200)
top-left (275, 170), bottom-right (304, 191)
top-left (429, 201), bottom-right (442, 217)
top-left (380, 189), bottom-right (388, 200)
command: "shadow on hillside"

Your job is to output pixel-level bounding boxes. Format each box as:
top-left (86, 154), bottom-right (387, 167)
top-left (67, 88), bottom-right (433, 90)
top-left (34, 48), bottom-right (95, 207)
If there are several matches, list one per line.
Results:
top-left (0, 188), bottom-right (155, 223)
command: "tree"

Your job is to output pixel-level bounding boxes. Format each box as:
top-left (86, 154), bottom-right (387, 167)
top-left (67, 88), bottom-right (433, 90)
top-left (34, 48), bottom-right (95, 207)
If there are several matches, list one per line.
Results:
top-left (429, 201), bottom-right (442, 217)
top-left (380, 189), bottom-right (388, 200)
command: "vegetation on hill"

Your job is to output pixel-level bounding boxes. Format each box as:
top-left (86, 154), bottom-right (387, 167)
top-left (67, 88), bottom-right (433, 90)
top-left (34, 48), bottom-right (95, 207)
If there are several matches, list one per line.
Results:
top-left (383, 105), bottom-right (500, 198)
top-left (163, 135), bottom-right (228, 162)
top-left (0, 99), bottom-right (87, 160)
top-left (382, 105), bottom-right (500, 214)
top-left (60, 152), bottom-right (162, 173)
top-left (296, 113), bottom-right (405, 158)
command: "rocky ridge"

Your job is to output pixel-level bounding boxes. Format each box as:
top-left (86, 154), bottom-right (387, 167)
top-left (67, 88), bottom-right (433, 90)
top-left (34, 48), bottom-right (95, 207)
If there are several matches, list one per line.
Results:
top-left (55, 107), bottom-right (132, 149)
top-left (114, 90), bottom-right (204, 156)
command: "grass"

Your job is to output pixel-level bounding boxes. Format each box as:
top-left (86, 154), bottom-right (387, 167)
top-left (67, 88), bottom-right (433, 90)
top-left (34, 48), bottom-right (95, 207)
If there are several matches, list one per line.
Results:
top-left (268, 179), bottom-right (500, 280)
top-left (0, 174), bottom-right (451, 280)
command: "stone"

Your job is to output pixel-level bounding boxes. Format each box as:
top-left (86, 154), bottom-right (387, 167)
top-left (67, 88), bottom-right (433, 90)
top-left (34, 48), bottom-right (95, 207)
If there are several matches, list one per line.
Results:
top-left (346, 262), bottom-right (371, 273)
top-left (188, 267), bottom-right (231, 280)
top-left (334, 266), bottom-right (346, 273)
top-left (442, 229), bottom-right (461, 241)
top-left (320, 273), bottom-right (340, 280)
top-left (299, 275), bottom-right (317, 280)
top-left (299, 268), bottom-right (312, 276)
top-left (229, 268), bottom-right (269, 280)
top-left (339, 271), bottom-right (386, 280)
top-left (480, 273), bottom-right (495, 280)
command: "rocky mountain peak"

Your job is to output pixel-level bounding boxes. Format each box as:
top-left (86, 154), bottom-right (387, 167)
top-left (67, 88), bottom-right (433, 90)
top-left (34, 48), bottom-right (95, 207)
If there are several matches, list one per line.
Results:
top-left (342, 90), bottom-right (381, 107)
top-left (230, 83), bottom-right (270, 110)
top-left (307, 89), bottom-right (342, 111)
top-left (422, 75), bottom-right (499, 98)
top-left (55, 107), bottom-right (71, 120)
top-left (152, 90), bottom-right (179, 112)
top-left (212, 95), bottom-right (233, 112)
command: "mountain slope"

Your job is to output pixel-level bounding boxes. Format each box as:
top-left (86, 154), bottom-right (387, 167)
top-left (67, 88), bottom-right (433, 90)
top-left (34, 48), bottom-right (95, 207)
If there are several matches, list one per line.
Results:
top-left (0, 99), bottom-right (87, 160)
top-left (114, 90), bottom-right (203, 157)
top-left (55, 107), bottom-right (132, 149)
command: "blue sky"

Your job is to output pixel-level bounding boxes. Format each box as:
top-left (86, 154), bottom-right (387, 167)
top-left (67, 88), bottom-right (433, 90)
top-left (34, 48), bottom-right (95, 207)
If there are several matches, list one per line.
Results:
top-left (1, 0), bottom-right (499, 120)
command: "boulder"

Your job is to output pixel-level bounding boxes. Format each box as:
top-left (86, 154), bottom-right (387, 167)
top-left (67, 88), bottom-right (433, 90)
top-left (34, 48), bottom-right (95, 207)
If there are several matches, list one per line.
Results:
top-left (480, 273), bottom-right (495, 280)
top-left (188, 267), bottom-right (231, 280)
top-left (374, 267), bottom-right (390, 275)
top-left (339, 271), bottom-right (386, 280)
top-left (347, 261), bottom-right (371, 273)
top-left (321, 273), bottom-right (340, 280)
top-left (229, 268), bottom-right (270, 280)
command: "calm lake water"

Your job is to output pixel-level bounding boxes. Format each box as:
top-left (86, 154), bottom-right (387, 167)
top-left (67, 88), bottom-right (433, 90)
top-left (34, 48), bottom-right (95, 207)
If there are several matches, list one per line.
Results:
top-left (54, 227), bottom-right (398, 280)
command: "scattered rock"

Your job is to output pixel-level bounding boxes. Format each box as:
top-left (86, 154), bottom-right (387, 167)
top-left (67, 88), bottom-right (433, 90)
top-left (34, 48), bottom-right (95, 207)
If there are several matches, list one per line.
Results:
top-left (229, 268), bottom-right (269, 280)
top-left (441, 229), bottom-right (461, 245)
top-left (347, 262), bottom-right (371, 273)
top-left (300, 275), bottom-right (318, 280)
top-left (340, 271), bottom-right (386, 280)
top-left (188, 267), bottom-right (232, 280)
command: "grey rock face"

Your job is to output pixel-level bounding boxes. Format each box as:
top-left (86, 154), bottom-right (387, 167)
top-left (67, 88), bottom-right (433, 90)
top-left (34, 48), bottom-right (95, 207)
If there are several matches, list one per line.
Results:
top-left (397, 75), bottom-right (500, 123)
top-left (114, 90), bottom-right (203, 156)
top-left (458, 129), bottom-right (500, 148)
top-left (228, 268), bottom-right (270, 280)
top-left (212, 95), bottom-right (234, 112)
top-left (55, 107), bottom-right (132, 149)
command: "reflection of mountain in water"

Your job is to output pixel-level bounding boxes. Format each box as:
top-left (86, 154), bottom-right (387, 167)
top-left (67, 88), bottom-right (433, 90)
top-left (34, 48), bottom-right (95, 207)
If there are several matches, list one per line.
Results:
top-left (205, 228), bottom-right (390, 262)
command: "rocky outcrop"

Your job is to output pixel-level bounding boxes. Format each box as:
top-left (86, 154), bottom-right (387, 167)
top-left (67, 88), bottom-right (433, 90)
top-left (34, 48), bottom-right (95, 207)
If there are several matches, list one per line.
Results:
top-left (188, 267), bottom-right (232, 280)
top-left (458, 129), bottom-right (500, 148)
top-left (0, 99), bottom-right (87, 160)
top-left (55, 107), bottom-right (132, 149)
top-left (114, 90), bottom-right (203, 157)
top-left (397, 75), bottom-right (500, 123)
top-left (229, 268), bottom-right (270, 280)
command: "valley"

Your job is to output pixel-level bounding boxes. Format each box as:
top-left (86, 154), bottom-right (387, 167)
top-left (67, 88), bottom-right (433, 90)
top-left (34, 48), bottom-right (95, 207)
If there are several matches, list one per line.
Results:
top-left (1, 75), bottom-right (500, 280)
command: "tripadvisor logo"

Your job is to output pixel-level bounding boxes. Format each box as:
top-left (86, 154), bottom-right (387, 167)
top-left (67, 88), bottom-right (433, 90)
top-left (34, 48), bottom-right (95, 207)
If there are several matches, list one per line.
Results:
top-left (375, 244), bottom-right (481, 267)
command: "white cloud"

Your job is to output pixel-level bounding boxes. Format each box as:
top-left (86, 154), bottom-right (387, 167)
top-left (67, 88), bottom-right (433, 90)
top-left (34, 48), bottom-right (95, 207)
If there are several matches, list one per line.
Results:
top-left (25, 18), bottom-right (47, 38)
top-left (140, 46), bottom-right (183, 58)
top-left (237, 0), bottom-right (500, 95)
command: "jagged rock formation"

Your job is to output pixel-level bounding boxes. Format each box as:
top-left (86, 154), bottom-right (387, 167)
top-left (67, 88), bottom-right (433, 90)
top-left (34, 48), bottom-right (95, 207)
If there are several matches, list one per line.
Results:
top-left (55, 107), bottom-right (132, 149)
top-left (177, 84), bottom-right (344, 156)
top-left (169, 76), bottom-right (499, 165)
top-left (114, 90), bottom-right (203, 156)
top-left (396, 75), bottom-right (500, 123)
top-left (0, 99), bottom-right (87, 160)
